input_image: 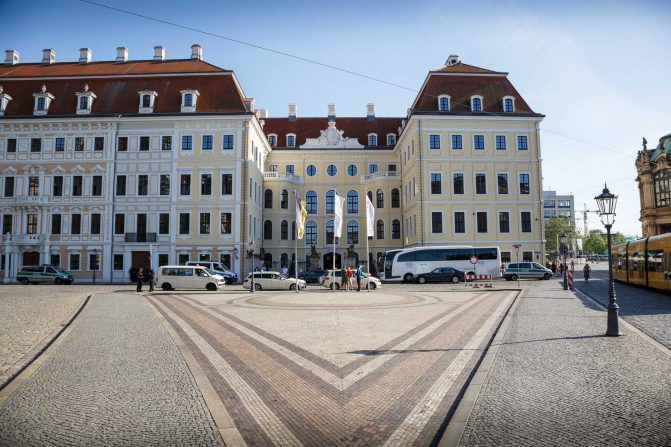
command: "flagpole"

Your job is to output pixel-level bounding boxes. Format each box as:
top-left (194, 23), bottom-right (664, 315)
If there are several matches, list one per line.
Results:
top-left (294, 189), bottom-right (299, 294)
top-left (366, 188), bottom-right (371, 292)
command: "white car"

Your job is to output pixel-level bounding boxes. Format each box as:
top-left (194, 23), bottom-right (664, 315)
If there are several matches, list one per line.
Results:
top-left (243, 271), bottom-right (306, 291)
top-left (321, 270), bottom-right (382, 290)
top-left (157, 265), bottom-right (226, 291)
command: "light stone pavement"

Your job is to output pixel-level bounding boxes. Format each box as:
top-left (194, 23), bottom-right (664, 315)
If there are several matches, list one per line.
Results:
top-left (0, 291), bottom-right (223, 446)
top-left (458, 279), bottom-right (671, 447)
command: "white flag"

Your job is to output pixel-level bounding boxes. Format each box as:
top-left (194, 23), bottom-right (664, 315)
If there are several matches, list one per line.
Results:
top-left (334, 193), bottom-right (345, 238)
top-left (366, 193), bottom-right (375, 237)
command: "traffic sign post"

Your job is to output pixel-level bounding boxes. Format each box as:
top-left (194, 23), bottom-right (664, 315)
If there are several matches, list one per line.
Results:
top-left (469, 256), bottom-right (478, 283)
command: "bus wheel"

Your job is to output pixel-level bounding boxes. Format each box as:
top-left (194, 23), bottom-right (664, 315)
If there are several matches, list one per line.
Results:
top-left (403, 273), bottom-right (414, 283)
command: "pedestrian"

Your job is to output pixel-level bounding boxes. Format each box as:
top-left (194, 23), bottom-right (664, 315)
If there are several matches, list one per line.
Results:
top-left (559, 263), bottom-right (564, 277)
top-left (583, 263), bottom-right (591, 283)
top-left (340, 267), bottom-right (347, 291)
top-left (355, 265), bottom-right (363, 291)
top-left (129, 266), bottom-right (137, 283)
top-left (136, 267), bottom-right (144, 292)
top-left (346, 267), bottom-right (353, 291)
top-left (570, 260), bottom-right (575, 271)
top-left (551, 262), bottom-right (557, 276)
top-left (146, 266), bottom-right (155, 292)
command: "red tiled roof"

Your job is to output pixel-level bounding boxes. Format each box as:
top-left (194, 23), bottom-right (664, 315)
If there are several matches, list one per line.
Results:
top-left (263, 117), bottom-right (403, 148)
top-left (431, 62), bottom-right (506, 75)
top-left (0, 59), bottom-right (228, 78)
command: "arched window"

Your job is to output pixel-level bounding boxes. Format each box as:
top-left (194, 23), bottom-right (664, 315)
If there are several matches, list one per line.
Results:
top-left (306, 190), bottom-right (318, 214)
top-left (264, 220), bottom-right (273, 240)
top-left (264, 252), bottom-right (272, 270)
top-left (142, 94), bottom-right (151, 108)
top-left (391, 219), bottom-right (401, 239)
top-left (391, 188), bottom-right (400, 208)
top-left (347, 220), bottom-right (359, 244)
top-left (368, 134), bottom-right (378, 146)
top-left (280, 253), bottom-right (288, 268)
top-left (471, 96), bottom-right (483, 112)
top-left (280, 220), bottom-right (288, 240)
top-left (264, 189), bottom-right (273, 208)
top-left (376, 189), bottom-right (384, 208)
top-left (387, 134), bottom-right (396, 146)
top-left (326, 220), bottom-right (334, 244)
top-left (376, 219), bottom-right (385, 240)
top-left (280, 189), bottom-right (288, 209)
top-left (305, 221), bottom-right (317, 245)
top-left (326, 190), bottom-right (335, 214)
top-left (347, 190), bottom-right (359, 214)
top-left (268, 134), bottom-right (277, 147)
top-left (438, 95), bottom-right (450, 112)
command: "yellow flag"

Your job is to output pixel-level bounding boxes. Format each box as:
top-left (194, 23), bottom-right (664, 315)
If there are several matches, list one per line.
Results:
top-left (296, 197), bottom-right (307, 239)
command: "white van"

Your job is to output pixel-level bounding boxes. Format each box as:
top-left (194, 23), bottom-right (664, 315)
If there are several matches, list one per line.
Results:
top-left (157, 265), bottom-right (226, 291)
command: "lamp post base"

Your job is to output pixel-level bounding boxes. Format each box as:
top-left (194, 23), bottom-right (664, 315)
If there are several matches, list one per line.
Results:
top-left (606, 304), bottom-right (621, 336)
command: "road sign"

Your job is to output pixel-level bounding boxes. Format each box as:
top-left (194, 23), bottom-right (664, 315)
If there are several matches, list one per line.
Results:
top-left (469, 255), bottom-right (478, 265)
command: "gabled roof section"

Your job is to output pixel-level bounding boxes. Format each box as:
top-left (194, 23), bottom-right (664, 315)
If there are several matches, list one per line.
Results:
top-left (431, 62), bottom-right (507, 75)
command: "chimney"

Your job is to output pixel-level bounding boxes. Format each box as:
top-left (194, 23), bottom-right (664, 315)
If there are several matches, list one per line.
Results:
top-left (41, 49), bottom-right (55, 65)
top-left (116, 47), bottom-right (128, 62)
top-left (79, 48), bottom-right (92, 64)
top-left (445, 54), bottom-right (460, 66)
top-left (327, 103), bottom-right (336, 121)
top-left (366, 103), bottom-right (375, 120)
top-left (288, 103), bottom-right (297, 121)
top-left (153, 46), bottom-right (165, 61)
top-left (4, 50), bottom-right (19, 66)
top-left (243, 98), bottom-right (255, 112)
top-left (256, 108), bottom-right (268, 119)
top-left (190, 44), bottom-right (202, 60)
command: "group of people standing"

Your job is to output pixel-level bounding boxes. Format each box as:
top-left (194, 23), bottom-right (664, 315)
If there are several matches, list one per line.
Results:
top-left (339, 266), bottom-right (365, 291)
top-left (129, 266), bottom-right (154, 292)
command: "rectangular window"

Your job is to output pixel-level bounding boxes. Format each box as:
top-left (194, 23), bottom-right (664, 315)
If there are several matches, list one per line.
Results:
top-left (368, 135), bottom-right (377, 146)
top-left (179, 213), bottom-right (190, 235)
top-left (544, 200), bottom-right (555, 208)
top-left (454, 212), bottom-right (465, 233)
top-left (70, 214), bottom-right (81, 235)
top-left (69, 254), bottom-right (80, 271)
top-left (388, 164), bottom-right (397, 172)
top-left (178, 254), bottom-right (189, 265)
top-left (519, 173), bottom-right (530, 195)
top-left (159, 213), bottom-right (170, 234)
top-left (499, 212), bottom-right (510, 233)
top-left (429, 134), bottom-right (441, 149)
top-left (431, 212), bottom-right (443, 233)
top-left (51, 213), bottom-right (61, 235)
top-left (159, 254), bottom-right (169, 267)
top-left (116, 175), bottom-right (126, 196)
top-left (94, 137), bottom-right (104, 151)
top-left (26, 214), bottom-right (38, 234)
top-left (453, 173), bottom-right (464, 195)
top-left (74, 137), bottom-right (84, 151)
top-left (114, 214), bottom-right (125, 234)
top-left (285, 165), bottom-right (294, 175)
top-left (180, 174), bottom-right (191, 195)
top-left (181, 135), bottom-right (193, 150)
top-left (161, 136), bottom-right (172, 151)
top-left (91, 175), bottom-right (102, 196)
top-left (137, 175), bottom-right (148, 196)
top-left (497, 173), bottom-right (509, 194)
top-left (28, 176), bottom-right (39, 195)
top-left (287, 135), bottom-right (296, 147)
top-left (451, 134), bottom-right (463, 150)
top-left (476, 212), bottom-right (488, 233)
top-left (160, 175), bottom-right (170, 195)
top-left (200, 213), bottom-right (211, 235)
top-left (545, 210), bottom-right (556, 218)
top-left (523, 251), bottom-right (533, 262)
top-left (222, 135), bottom-right (234, 150)
top-left (201, 174), bottom-right (212, 195)
top-left (202, 135), bottom-right (213, 150)
top-left (517, 135), bottom-right (528, 150)
top-left (473, 134), bottom-right (485, 150)
top-left (430, 173), bottom-right (442, 194)
top-left (90, 213), bottom-right (101, 234)
top-left (31, 138), bottom-right (42, 152)
top-left (89, 253), bottom-right (99, 270)
top-left (221, 213), bottom-right (232, 234)
top-left (2, 215), bottom-right (12, 234)
top-left (475, 173), bottom-right (487, 195)
top-left (139, 136), bottom-right (150, 151)
top-left (118, 136), bottom-right (128, 151)
top-left (4, 177), bottom-right (15, 197)
top-left (72, 176), bottom-right (83, 196)
top-left (501, 252), bottom-right (511, 263)
top-left (495, 135), bottom-right (507, 150)
top-left (7, 138), bottom-right (17, 152)
top-left (558, 200), bottom-right (571, 208)
top-left (521, 212), bottom-right (532, 233)
top-left (368, 164), bottom-right (378, 174)
top-left (221, 174), bottom-right (233, 195)
top-left (55, 137), bottom-right (65, 151)
top-left (53, 176), bottom-right (63, 196)
top-left (113, 254), bottom-right (124, 271)
top-left (50, 254), bottom-right (60, 268)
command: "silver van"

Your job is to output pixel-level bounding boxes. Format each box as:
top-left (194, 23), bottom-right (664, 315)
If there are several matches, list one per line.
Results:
top-left (17, 265), bottom-right (74, 285)
top-left (503, 262), bottom-right (552, 281)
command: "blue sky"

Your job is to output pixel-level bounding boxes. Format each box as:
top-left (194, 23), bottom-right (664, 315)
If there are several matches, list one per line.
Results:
top-left (1, 0), bottom-right (670, 237)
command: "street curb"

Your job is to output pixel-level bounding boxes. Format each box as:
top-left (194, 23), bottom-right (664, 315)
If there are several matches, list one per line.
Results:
top-left (0, 293), bottom-right (93, 403)
top-left (437, 289), bottom-right (523, 447)
top-left (145, 294), bottom-right (247, 447)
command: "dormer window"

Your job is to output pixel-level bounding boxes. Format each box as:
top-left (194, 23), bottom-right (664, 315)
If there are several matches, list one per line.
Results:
top-left (180, 89), bottom-right (200, 113)
top-left (268, 134), bottom-right (277, 147)
top-left (286, 134), bottom-right (296, 147)
top-left (503, 96), bottom-right (515, 113)
top-left (368, 134), bottom-right (378, 147)
top-left (138, 90), bottom-right (158, 114)
top-left (75, 84), bottom-right (96, 115)
top-left (387, 134), bottom-right (396, 146)
top-left (471, 95), bottom-right (483, 112)
top-left (0, 85), bottom-right (12, 116)
top-left (33, 84), bottom-right (55, 116)
top-left (438, 95), bottom-right (451, 112)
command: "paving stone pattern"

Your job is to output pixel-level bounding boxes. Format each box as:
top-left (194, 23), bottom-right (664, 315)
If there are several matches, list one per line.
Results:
top-left (459, 280), bottom-right (671, 447)
top-left (0, 292), bottom-right (223, 446)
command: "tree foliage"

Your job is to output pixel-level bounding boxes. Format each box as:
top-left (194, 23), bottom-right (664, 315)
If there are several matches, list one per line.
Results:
top-left (583, 230), bottom-right (607, 254)
top-left (545, 216), bottom-right (579, 252)
top-left (612, 232), bottom-right (628, 245)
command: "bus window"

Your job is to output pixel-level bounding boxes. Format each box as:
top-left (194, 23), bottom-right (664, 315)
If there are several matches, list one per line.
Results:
top-left (475, 248), bottom-right (498, 260)
top-left (398, 251), bottom-right (417, 262)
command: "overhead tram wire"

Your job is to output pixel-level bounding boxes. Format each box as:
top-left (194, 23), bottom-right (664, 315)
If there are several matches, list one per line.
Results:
top-left (79, 0), bottom-right (634, 160)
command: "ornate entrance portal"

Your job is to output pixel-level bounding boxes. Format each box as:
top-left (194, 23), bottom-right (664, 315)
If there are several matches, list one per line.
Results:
top-left (323, 252), bottom-right (342, 270)
top-left (22, 251), bottom-right (40, 266)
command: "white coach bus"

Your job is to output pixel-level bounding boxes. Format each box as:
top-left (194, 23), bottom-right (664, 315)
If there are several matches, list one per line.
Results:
top-left (379, 246), bottom-right (502, 283)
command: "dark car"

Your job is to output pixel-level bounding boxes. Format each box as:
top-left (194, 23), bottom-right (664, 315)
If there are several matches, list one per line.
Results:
top-left (299, 269), bottom-right (327, 284)
top-left (415, 267), bottom-right (465, 284)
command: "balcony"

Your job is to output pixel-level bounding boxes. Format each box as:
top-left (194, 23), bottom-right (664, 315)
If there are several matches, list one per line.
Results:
top-left (263, 171), bottom-right (303, 184)
top-left (124, 232), bottom-right (157, 243)
top-left (13, 195), bottom-right (50, 205)
top-left (10, 234), bottom-right (48, 245)
top-left (362, 171), bottom-right (401, 183)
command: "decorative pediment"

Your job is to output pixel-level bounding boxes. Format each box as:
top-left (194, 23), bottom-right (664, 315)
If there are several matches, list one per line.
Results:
top-left (91, 206), bottom-right (103, 213)
top-left (71, 165), bottom-right (85, 174)
top-left (22, 164), bottom-right (45, 174)
top-left (70, 206), bottom-right (82, 213)
top-left (301, 121), bottom-right (364, 149)
top-left (2, 166), bottom-right (17, 175)
top-left (91, 164), bottom-right (105, 174)
top-left (654, 155), bottom-right (670, 173)
top-left (51, 165), bottom-right (66, 174)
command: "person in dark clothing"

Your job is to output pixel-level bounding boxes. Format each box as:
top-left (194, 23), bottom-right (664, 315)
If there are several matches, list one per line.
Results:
top-left (355, 266), bottom-right (363, 292)
top-left (136, 267), bottom-right (144, 292)
top-left (129, 266), bottom-right (137, 283)
top-left (146, 266), bottom-right (155, 292)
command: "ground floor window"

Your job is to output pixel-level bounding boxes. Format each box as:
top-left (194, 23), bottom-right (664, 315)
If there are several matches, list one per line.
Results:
top-left (1, 254), bottom-right (5, 270)
top-left (89, 253), bottom-right (100, 271)
top-left (178, 254), bottom-right (189, 265)
top-left (113, 254), bottom-right (124, 270)
top-left (199, 253), bottom-right (210, 261)
top-left (159, 254), bottom-right (169, 267)
top-left (50, 254), bottom-right (60, 268)
top-left (523, 251), bottom-right (533, 262)
top-left (69, 254), bottom-right (80, 271)
top-left (220, 254), bottom-right (232, 270)
top-left (501, 251), bottom-right (511, 263)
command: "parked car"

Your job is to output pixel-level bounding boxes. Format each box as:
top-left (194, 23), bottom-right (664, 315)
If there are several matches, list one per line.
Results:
top-left (243, 272), bottom-right (306, 291)
top-left (17, 265), bottom-right (74, 285)
top-left (415, 267), bottom-right (465, 284)
top-left (157, 265), bottom-right (226, 291)
top-left (503, 262), bottom-right (553, 281)
top-left (299, 269), bottom-right (327, 284)
top-left (185, 261), bottom-right (238, 284)
top-left (321, 270), bottom-right (382, 290)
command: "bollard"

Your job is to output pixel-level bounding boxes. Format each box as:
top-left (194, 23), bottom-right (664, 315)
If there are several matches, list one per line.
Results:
top-left (568, 268), bottom-right (574, 289)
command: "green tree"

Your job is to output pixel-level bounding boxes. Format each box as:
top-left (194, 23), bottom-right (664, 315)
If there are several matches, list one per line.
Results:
top-left (545, 216), bottom-right (579, 252)
top-left (612, 232), bottom-right (627, 245)
top-left (583, 230), bottom-right (607, 254)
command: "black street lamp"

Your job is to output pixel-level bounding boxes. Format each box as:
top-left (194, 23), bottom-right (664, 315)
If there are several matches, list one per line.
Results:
top-left (560, 234), bottom-right (568, 290)
top-left (91, 248), bottom-right (98, 285)
top-left (248, 240), bottom-right (255, 293)
top-left (595, 183), bottom-right (620, 336)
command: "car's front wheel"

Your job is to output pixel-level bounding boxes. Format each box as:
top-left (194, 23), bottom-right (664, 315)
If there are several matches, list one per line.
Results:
top-left (452, 276), bottom-right (460, 283)
top-left (54, 278), bottom-right (63, 285)
top-left (369, 282), bottom-right (377, 290)
top-left (254, 283), bottom-right (262, 291)
top-left (289, 284), bottom-right (296, 291)
top-left (206, 283), bottom-right (217, 291)
top-left (417, 276), bottom-right (427, 284)
top-left (543, 273), bottom-right (552, 280)
top-left (20, 278), bottom-right (29, 285)
top-left (510, 274), bottom-right (519, 281)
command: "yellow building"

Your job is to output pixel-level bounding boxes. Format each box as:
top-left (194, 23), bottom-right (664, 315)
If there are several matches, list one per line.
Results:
top-left (636, 133), bottom-right (671, 236)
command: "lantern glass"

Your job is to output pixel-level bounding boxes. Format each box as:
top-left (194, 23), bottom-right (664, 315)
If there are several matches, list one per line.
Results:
top-left (594, 183), bottom-right (617, 226)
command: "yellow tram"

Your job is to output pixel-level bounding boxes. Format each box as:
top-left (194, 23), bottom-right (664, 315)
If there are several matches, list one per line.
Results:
top-left (612, 233), bottom-right (671, 292)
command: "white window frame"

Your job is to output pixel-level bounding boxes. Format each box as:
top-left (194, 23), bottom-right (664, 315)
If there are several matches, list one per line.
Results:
top-left (286, 133), bottom-right (296, 147)
top-left (68, 252), bottom-right (81, 271)
top-left (451, 133), bottom-right (463, 150)
top-left (180, 89), bottom-right (200, 113)
top-left (429, 134), bottom-right (441, 150)
top-left (470, 95), bottom-right (484, 112)
top-left (474, 172), bottom-right (487, 195)
top-left (0, 89), bottom-right (12, 116)
top-left (178, 211), bottom-right (191, 236)
top-left (473, 134), bottom-right (486, 150)
top-left (430, 210), bottom-right (444, 234)
top-left (138, 90), bottom-right (158, 114)
top-left (518, 171), bottom-right (531, 195)
top-left (429, 171), bottom-right (442, 195)
top-left (33, 87), bottom-right (55, 116)
top-left (386, 133), bottom-right (396, 146)
top-left (502, 95), bottom-right (516, 113)
top-left (453, 210), bottom-right (467, 234)
top-left (367, 133), bottom-right (378, 147)
top-left (452, 171), bottom-right (465, 195)
top-left (497, 209), bottom-right (511, 234)
top-left (75, 88), bottom-right (96, 115)
top-left (516, 134), bottom-right (529, 151)
top-left (496, 171), bottom-right (509, 195)
top-left (495, 135), bottom-right (507, 151)
top-left (201, 134), bottom-right (214, 151)
top-left (475, 210), bottom-right (489, 234)
top-left (267, 133), bottom-right (278, 147)
top-left (437, 94), bottom-right (451, 112)
top-left (181, 134), bottom-right (193, 151)
top-left (520, 209), bottom-right (533, 234)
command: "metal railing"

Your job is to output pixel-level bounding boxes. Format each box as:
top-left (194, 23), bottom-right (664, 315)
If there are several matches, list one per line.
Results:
top-left (13, 195), bottom-right (50, 205)
top-left (263, 172), bottom-right (303, 183)
top-left (362, 171), bottom-right (401, 182)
